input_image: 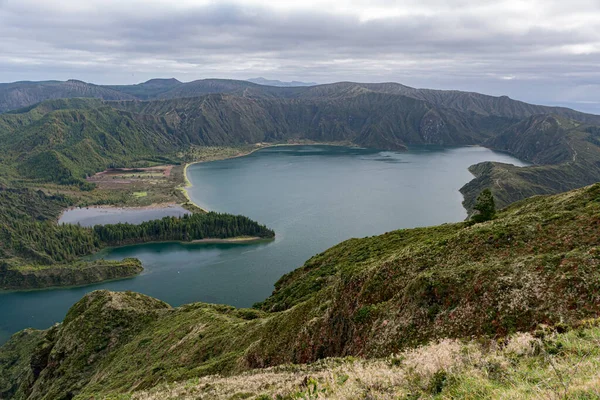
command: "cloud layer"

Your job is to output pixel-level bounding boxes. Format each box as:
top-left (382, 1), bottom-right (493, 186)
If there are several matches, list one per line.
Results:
top-left (1, 0), bottom-right (599, 112)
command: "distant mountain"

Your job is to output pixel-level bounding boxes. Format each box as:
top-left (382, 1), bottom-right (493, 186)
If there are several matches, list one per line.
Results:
top-left (460, 114), bottom-right (600, 210)
top-left (0, 80), bottom-right (135, 113)
top-left (2, 78), bottom-right (600, 126)
top-left (106, 78), bottom-right (182, 100)
top-left (247, 77), bottom-right (317, 87)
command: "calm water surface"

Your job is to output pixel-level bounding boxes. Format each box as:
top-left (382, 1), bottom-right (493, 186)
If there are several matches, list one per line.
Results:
top-left (59, 204), bottom-right (190, 227)
top-left (0, 145), bottom-right (527, 344)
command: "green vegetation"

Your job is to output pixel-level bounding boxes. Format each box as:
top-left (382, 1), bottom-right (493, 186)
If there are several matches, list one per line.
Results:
top-left (0, 80), bottom-right (134, 113)
top-left (471, 188), bottom-right (496, 222)
top-left (0, 188), bottom-right (98, 264)
top-left (0, 187), bottom-right (274, 290)
top-left (0, 101), bottom-right (181, 186)
top-left (2, 183), bottom-right (600, 398)
top-left (93, 213), bottom-right (274, 246)
top-left (0, 259), bottom-right (143, 291)
top-left (462, 115), bottom-right (600, 210)
top-left (2, 78), bottom-right (600, 397)
top-left (2, 80), bottom-right (600, 213)
top-left (128, 323), bottom-right (600, 399)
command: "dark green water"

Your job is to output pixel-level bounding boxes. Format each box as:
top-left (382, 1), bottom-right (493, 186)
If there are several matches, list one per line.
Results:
top-left (0, 145), bottom-right (527, 344)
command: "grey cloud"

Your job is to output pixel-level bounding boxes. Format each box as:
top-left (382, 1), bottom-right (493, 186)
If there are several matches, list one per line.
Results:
top-left (0, 0), bottom-right (599, 112)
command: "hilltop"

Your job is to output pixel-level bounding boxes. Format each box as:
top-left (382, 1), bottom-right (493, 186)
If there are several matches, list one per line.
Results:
top-left (2, 183), bottom-right (600, 399)
top-left (0, 80), bottom-right (134, 113)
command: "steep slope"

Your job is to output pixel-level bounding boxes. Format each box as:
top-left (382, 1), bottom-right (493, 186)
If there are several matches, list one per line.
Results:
top-left (2, 183), bottom-right (600, 399)
top-left (0, 93), bottom-right (503, 186)
top-left (114, 92), bottom-right (494, 148)
top-left (0, 80), bottom-right (135, 113)
top-left (461, 115), bottom-right (600, 210)
top-left (0, 100), bottom-right (180, 185)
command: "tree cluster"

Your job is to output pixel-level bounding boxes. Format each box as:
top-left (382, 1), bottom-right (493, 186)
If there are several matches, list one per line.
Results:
top-left (0, 189), bottom-right (274, 266)
top-left (93, 212), bottom-right (275, 246)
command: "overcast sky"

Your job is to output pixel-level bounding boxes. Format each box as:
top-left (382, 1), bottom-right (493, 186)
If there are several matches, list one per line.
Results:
top-left (1, 0), bottom-right (599, 113)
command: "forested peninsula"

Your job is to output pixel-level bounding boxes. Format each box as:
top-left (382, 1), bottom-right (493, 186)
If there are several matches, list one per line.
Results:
top-left (0, 188), bottom-right (274, 290)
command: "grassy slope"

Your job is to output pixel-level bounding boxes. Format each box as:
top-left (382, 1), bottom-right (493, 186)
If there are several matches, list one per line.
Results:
top-left (131, 323), bottom-right (600, 399)
top-left (2, 183), bottom-right (600, 399)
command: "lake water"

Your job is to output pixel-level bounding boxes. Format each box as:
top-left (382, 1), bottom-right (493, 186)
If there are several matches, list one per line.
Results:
top-left (0, 145), bottom-right (527, 344)
top-left (59, 204), bottom-right (190, 227)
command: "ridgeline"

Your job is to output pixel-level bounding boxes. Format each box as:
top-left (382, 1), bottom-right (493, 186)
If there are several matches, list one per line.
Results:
top-left (1, 79), bottom-right (600, 212)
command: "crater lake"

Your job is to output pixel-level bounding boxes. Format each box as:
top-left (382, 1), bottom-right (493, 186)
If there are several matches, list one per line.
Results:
top-left (0, 145), bottom-right (527, 343)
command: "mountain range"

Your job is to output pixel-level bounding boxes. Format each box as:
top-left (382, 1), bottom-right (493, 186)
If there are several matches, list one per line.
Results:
top-left (246, 77), bottom-right (317, 87)
top-left (1, 78), bottom-right (600, 210)
top-left (2, 78), bottom-right (600, 398)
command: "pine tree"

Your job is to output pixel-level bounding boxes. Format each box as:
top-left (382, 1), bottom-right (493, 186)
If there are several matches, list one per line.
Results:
top-left (472, 189), bottom-right (496, 223)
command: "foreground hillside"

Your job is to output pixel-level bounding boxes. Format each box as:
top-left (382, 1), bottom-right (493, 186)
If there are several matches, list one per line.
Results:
top-left (2, 183), bottom-right (600, 399)
top-left (128, 324), bottom-right (600, 399)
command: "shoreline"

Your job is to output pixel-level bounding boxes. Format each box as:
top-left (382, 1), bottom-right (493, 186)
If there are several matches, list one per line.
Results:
top-left (181, 141), bottom-right (358, 211)
top-left (190, 236), bottom-right (265, 244)
top-left (92, 236), bottom-right (273, 252)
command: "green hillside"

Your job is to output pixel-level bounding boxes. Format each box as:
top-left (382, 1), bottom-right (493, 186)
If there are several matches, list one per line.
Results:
top-left (461, 115), bottom-right (600, 210)
top-left (2, 183), bottom-right (600, 399)
top-left (0, 101), bottom-right (181, 185)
